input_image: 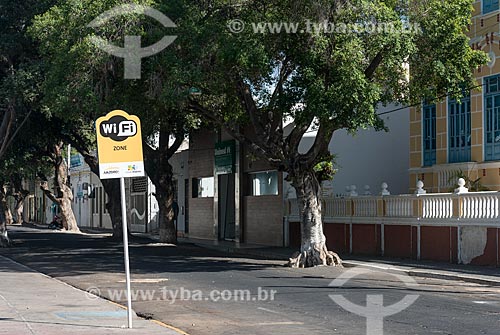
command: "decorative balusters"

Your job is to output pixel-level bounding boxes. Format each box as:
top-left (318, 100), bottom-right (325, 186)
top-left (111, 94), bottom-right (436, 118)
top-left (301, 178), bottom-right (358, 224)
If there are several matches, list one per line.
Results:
top-left (286, 178), bottom-right (500, 223)
top-left (386, 197), bottom-right (414, 217)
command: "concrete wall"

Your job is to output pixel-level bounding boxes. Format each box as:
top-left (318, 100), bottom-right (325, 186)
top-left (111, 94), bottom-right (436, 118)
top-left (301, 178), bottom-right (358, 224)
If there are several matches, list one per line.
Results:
top-left (187, 129), bottom-right (215, 240)
top-left (241, 140), bottom-right (284, 246)
top-left (243, 195), bottom-right (283, 246)
top-left (291, 104), bottom-right (410, 196)
top-left (289, 221), bottom-right (500, 267)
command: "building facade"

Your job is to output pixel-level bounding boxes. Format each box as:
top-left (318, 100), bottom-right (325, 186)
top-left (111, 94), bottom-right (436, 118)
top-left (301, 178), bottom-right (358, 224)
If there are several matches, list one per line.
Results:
top-left (186, 129), bottom-right (285, 246)
top-left (409, 1), bottom-right (500, 192)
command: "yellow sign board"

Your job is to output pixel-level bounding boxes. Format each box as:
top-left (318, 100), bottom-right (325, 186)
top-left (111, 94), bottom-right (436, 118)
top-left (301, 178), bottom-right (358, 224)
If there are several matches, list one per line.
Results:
top-left (95, 110), bottom-right (145, 179)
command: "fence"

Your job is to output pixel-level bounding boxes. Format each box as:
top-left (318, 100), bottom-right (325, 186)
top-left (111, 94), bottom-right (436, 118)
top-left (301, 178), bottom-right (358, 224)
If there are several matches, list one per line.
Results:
top-left (284, 180), bottom-right (500, 266)
top-left (286, 191), bottom-right (500, 226)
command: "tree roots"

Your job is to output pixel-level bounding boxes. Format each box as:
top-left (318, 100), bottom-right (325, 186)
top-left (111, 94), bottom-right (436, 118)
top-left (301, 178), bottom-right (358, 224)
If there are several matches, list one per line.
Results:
top-left (288, 244), bottom-right (342, 268)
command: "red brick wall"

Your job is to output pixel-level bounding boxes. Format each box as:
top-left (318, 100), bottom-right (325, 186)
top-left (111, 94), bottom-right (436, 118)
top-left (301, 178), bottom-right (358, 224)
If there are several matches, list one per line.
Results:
top-left (420, 226), bottom-right (453, 262)
top-left (324, 223), bottom-right (348, 254)
top-left (384, 225), bottom-right (412, 258)
top-left (352, 224), bottom-right (380, 255)
top-left (289, 222), bottom-right (499, 266)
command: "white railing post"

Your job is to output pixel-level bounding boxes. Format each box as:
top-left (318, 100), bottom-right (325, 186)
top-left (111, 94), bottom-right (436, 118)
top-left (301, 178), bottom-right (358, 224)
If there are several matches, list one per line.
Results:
top-left (415, 180), bottom-right (426, 195)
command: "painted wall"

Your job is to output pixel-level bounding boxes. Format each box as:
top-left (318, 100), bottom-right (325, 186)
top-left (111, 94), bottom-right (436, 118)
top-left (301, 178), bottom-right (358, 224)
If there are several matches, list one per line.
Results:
top-left (288, 221), bottom-right (500, 267)
top-left (293, 104), bottom-right (410, 196)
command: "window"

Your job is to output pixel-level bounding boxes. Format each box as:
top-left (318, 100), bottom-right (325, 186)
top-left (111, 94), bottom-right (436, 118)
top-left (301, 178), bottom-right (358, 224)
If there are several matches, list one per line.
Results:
top-left (483, 0), bottom-right (499, 14)
top-left (192, 177), bottom-right (214, 198)
top-left (249, 171), bottom-right (278, 196)
top-left (131, 177), bottom-right (148, 193)
top-left (423, 103), bottom-right (436, 167)
top-left (448, 94), bottom-right (471, 163)
top-left (485, 75), bottom-right (500, 160)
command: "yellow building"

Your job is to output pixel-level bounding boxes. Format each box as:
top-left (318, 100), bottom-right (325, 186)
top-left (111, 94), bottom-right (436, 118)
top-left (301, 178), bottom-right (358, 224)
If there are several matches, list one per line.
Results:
top-left (409, 1), bottom-right (500, 192)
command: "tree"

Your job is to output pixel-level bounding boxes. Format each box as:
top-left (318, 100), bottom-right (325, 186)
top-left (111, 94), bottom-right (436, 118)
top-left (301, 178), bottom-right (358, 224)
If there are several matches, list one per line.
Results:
top-left (0, 0), bottom-right (64, 244)
top-left (0, 0), bottom-right (56, 159)
top-left (10, 173), bottom-right (29, 224)
top-left (157, 0), bottom-right (487, 266)
top-left (0, 147), bottom-right (40, 246)
top-left (30, 0), bottom-right (192, 241)
top-left (0, 185), bottom-right (12, 247)
top-left (39, 141), bottom-right (79, 232)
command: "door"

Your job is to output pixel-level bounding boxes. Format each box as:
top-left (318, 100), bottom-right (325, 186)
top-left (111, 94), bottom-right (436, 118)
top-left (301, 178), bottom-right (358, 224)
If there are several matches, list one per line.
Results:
top-left (218, 173), bottom-right (235, 240)
top-left (91, 187), bottom-right (112, 229)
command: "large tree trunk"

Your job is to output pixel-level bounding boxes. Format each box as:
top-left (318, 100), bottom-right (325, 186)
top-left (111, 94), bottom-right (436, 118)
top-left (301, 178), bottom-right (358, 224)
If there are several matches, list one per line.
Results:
top-left (0, 188), bottom-right (11, 247)
top-left (143, 129), bottom-right (182, 244)
top-left (156, 179), bottom-right (177, 244)
top-left (14, 194), bottom-right (26, 224)
top-left (288, 170), bottom-right (342, 268)
top-left (4, 205), bottom-right (13, 226)
top-left (12, 182), bottom-right (29, 224)
top-left (40, 142), bottom-right (79, 232)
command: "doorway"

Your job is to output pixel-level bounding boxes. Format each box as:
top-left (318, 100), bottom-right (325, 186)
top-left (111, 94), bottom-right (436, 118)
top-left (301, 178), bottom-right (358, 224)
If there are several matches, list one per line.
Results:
top-left (218, 173), bottom-right (235, 240)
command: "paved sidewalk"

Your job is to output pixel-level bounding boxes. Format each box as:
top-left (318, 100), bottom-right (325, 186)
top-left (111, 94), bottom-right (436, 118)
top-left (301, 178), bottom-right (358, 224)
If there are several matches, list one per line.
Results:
top-left (177, 237), bottom-right (500, 286)
top-left (0, 255), bottom-right (182, 335)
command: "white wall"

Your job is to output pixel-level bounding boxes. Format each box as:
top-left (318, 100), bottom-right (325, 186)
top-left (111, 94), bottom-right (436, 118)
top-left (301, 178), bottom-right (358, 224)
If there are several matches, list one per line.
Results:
top-left (295, 104), bottom-right (410, 196)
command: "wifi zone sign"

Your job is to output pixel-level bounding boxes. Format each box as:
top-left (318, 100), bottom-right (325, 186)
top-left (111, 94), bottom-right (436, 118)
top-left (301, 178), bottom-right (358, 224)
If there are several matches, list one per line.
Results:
top-left (95, 110), bottom-right (144, 179)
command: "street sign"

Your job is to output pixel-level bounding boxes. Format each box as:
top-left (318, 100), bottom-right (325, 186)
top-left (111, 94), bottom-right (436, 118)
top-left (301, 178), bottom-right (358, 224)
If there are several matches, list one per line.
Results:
top-left (95, 109), bottom-right (143, 328)
top-left (70, 154), bottom-right (83, 168)
top-left (95, 110), bottom-right (145, 179)
top-left (215, 140), bottom-right (235, 174)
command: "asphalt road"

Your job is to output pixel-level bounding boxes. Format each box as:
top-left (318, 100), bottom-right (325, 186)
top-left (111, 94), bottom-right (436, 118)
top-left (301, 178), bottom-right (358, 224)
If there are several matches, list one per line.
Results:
top-left (1, 225), bottom-right (500, 335)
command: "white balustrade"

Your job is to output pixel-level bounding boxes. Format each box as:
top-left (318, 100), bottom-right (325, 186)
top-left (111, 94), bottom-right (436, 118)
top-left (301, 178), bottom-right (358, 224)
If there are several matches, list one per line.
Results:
top-left (323, 198), bottom-right (348, 217)
top-left (352, 197), bottom-right (377, 217)
top-left (421, 195), bottom-right (454, 219)
top-left (385, 196), bottom-right (414, 217)
top-left (460, 193), bottom-right (500, 219)
top-left (437, 169), bottom-right (455, 191)
top-left (285, 188), bottom-right (500, 225)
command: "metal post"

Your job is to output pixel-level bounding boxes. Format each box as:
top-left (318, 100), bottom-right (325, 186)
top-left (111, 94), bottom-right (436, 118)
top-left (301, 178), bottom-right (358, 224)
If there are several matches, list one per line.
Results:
top-left (120, 177), bottom-right (133, 328)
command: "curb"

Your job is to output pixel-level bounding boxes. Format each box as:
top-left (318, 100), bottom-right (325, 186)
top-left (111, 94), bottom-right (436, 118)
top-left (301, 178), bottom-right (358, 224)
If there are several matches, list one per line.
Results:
top-left (191, 243), bottom-right (500, 286)
top-left (343, 260), bottom-right (500, 286)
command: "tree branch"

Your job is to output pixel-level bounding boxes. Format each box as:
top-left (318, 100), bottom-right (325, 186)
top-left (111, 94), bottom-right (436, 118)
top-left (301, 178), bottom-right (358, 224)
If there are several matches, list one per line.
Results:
top-left (167, 134), bottom-right (185, 159)
top-left (285, 116), bottom-right (314, 154)
top-left (189, 99), bottom-right (282, 166)
top-left (236, 79), bottom-right (268, 144)
top-left (365, 50), bottom-right (384, 80)
top-left (40, 181), bottom-right (59, 205)
top-left (301, 122), bottom-right (335, 167)
top-left (0, 105), bottom-right (15, 159)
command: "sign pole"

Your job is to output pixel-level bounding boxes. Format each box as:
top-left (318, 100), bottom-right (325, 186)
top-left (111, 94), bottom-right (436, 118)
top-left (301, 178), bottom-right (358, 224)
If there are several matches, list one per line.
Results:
top-left (120, 177), bottom-right (133, 328)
